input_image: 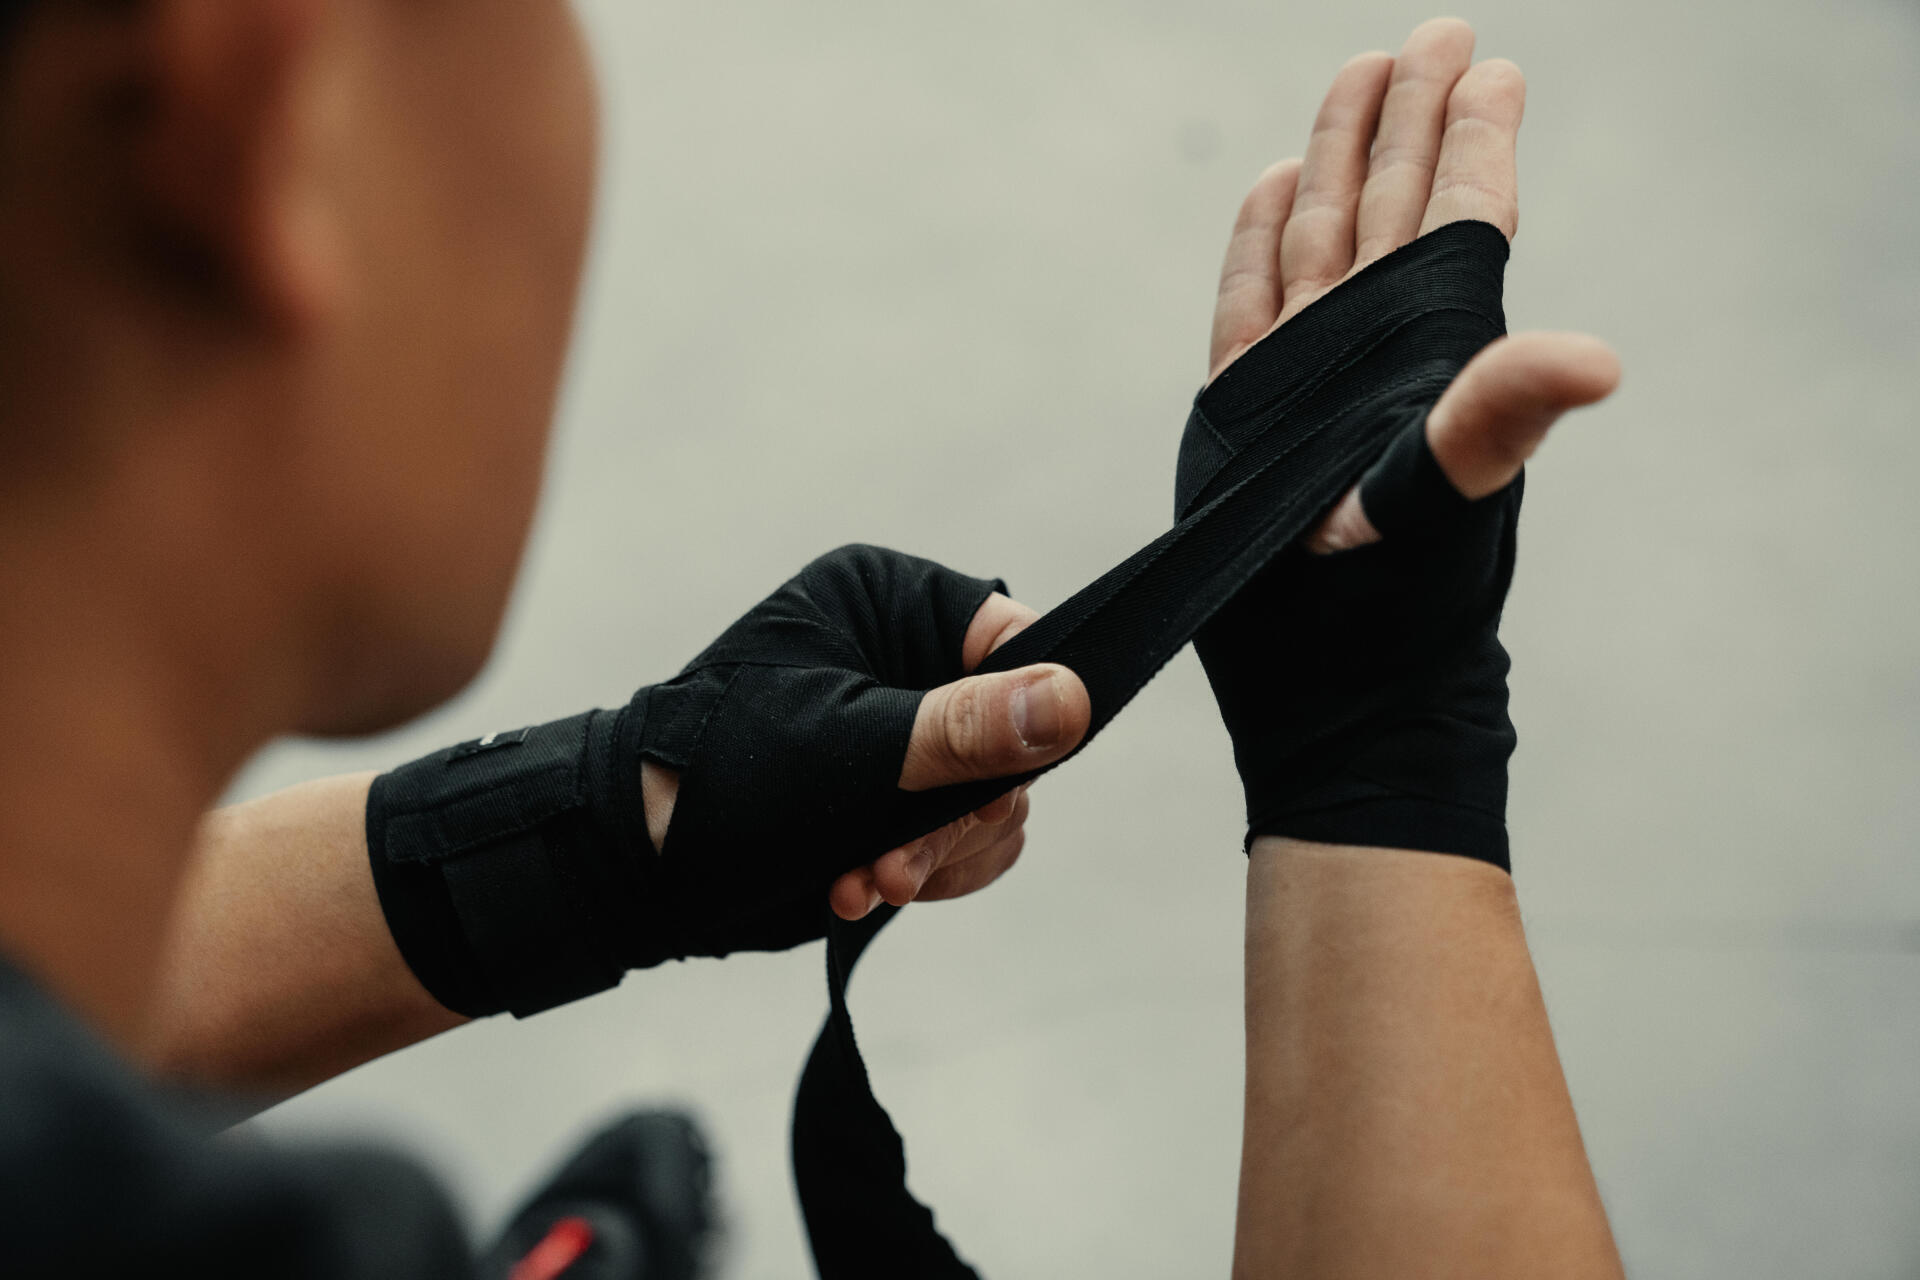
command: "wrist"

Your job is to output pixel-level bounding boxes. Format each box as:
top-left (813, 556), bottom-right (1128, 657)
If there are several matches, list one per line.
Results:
top-left (366, 704), bottom-right (652, 1019)
top-left (640, 760), bottom-right (678, 854)
top-left (1248, 780), bottom-right (1510, 872)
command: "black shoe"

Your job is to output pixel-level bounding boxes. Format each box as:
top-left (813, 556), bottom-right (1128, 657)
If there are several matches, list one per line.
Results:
top-left (482, 1110), bottom-right (720, 1280)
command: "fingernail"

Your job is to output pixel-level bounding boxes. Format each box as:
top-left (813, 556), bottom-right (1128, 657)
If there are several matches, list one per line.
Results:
top-left (906, 846), bottom-right (937, 889)
top-left (1011, 671), bottom-right (1065, 749)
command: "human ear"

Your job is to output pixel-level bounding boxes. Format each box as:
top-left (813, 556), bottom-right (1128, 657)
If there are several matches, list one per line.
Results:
top-left (131, 0), bottom-right (339, 330)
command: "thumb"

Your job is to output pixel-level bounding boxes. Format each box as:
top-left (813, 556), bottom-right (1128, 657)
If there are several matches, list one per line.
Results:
top-left (1427, 331), bottom-right (1622, 499)
top-left (898, 664), bottom-right (1091, 792)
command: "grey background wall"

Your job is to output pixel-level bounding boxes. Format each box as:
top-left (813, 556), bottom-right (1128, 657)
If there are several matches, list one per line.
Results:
top-left (237, 1), bottom-right (1920, 1275)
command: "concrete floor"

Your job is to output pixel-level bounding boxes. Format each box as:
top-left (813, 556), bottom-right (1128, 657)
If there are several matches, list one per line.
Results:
top-left (239, 1), bottom-right (1920, 1275)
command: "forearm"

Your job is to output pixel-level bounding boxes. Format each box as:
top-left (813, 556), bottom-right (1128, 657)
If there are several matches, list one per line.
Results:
top-left (1233, 838), bottom-right (1622, 1280)
top-left (138, 773), bottom-right (465, 1106)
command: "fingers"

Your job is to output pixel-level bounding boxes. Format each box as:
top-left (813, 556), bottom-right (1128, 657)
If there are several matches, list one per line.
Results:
top-left (1212, 24), bottom-right (1515, 381)
top-left (916, 825), bottom-right (1026, 903)
top-left (873, 786), bottom-right (1030, 907)
top-left (961, 592), bottom-right (1041, 672)
top-left (1209, 158), bottom-right (1302, 381)
top-left (869, 814), bottom-right (973, 910)
top-left (1354, 19), bottom-right (1476, 268)
top-left (831, 787), bottom-right (1031, 919)
top-left (834, 590), bottom-right (1064, 919)
top-left (897, 663), bottom-right (1091, 791)
top-left (1425, 331), bottom-right (1621, 498)
top-left (1277, 50), bottom-right (1394, 323)
top-left (829, 865), bottom-right (882, 921)
top-left (1418, 57), bottom-right (1526, 239)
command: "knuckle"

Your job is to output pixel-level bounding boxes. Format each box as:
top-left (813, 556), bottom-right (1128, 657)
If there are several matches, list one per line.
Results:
top-left (1366, 141), bottom-right (1437, 174)
top-left (942, 812), bottom-right (977, 851)
top-left (1287, 274), bottom-right (1343, 304)
top-left (998, 597), bottom-right (1041, 629)
top-left (919, 830), bottom-right (952, 865)
top-left (1216, 268), bottom-right (1280, 305)
top-left (1452, 61), bottom-right (1525, 116)
top-left (905, 832), bottom-right (946, 874)
top-left (1430, 172), bottom-right (1511, 204)
top-left (974, 789), bottom-right (1017, 826)
top-left (939, 678), bottom-right (994, 767)
top-left (1482, 421), bottom-right (1541, 471)
top-left (1438, 113), bottom-right (1498, 148)
top-left (1236, 161), bottom-right (1300, 225)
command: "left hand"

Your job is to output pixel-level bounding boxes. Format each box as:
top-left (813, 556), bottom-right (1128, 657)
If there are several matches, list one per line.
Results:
top-left (1206, 19), bottom-right (1619, 542)
top-left (640, 590), bottom-right (1089, 923)
top-left (1180, 20), bottom-right (1621, 861)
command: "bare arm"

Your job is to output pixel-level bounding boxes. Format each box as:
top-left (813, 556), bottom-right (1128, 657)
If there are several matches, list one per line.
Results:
top-left (1204, 20), bottom-right (1626, 1274)
top-left (1234, 839), bottom-right (1623, 1278)
top-left (137, 772), bottom-right (465, 1103)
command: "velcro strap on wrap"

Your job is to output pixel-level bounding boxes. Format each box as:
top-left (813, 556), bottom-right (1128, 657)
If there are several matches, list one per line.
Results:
top-left (367, 709), bottom-right (640, 1019)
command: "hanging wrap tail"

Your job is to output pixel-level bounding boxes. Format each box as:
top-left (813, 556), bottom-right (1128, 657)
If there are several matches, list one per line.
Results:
top-left (790, 219), bottom-right (1511, 1278)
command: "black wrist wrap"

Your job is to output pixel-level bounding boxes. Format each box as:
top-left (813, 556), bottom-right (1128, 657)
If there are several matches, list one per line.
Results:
top-left (367, 547), bottom-right (1006, 1020)
top-left (366, 708), bottom-right (648, 1019)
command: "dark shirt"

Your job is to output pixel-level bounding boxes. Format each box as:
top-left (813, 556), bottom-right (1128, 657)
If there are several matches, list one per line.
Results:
top-left (0, 955), bottom-right (472, 1277)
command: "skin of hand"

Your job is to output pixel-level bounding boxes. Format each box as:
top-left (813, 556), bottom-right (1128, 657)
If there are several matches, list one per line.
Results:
top-left (639, 592), bottom-right (1091, 924)
top-left (1205, 19), bottom-right (1621, 550)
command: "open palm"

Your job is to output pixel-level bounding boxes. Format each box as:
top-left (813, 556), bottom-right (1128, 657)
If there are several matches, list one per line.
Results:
top-left (1208, 18), bottom-right (1620, 553)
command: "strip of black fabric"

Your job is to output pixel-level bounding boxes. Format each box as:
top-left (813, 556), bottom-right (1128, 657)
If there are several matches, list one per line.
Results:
top-left (790, 220), bottom-right (1511, 1277)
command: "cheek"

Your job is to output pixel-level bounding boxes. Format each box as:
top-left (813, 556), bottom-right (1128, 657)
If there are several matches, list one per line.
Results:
top-left (450, 8), bottom-right (600, 473)
top-left (315, 2), bottom-right (602, 719)
top-left (407, 5), bottom-right (601, 566)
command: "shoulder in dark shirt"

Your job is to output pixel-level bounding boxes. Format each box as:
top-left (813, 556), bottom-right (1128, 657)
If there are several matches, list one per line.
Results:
top-left (0, 956), bottom-right (472, 1278)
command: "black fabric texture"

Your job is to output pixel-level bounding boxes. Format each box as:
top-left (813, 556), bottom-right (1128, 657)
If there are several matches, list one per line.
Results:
top-left (631, 546), bottom-right (1007, 968)
top-left (794, 220), bottom-right (1519, 1278)
top-left (367, 545), bottom-right (1007, 1019)
top-left (369, 221), bottom-right (1520, 1276)
top-left (1175, 229), bottom-right (1521, 867)
top-left (367, 709), bottom-right (636, 1019)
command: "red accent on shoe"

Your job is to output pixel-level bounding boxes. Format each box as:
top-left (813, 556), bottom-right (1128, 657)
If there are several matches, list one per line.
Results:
top-left (508, 1215), bottom-right (597, 1280)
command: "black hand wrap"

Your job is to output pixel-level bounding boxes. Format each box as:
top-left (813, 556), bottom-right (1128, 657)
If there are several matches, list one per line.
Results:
top-left (797, 221), bottom-right (1519, 1278)
top-left (1176, 232), bottom-right (1518, 868)
top-left (366, 545), bottom-right (1006, 1019)
top-left (373, 221), bottom-right (1521, 1278)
